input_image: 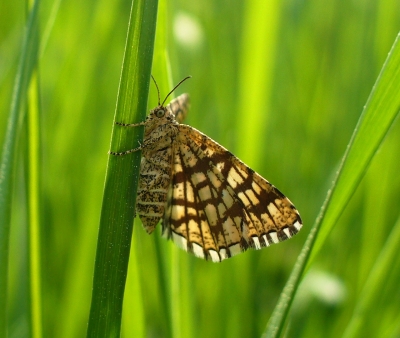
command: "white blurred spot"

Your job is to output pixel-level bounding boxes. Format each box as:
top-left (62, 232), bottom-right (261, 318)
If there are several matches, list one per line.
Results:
top-left (174, 12), bottom-right (204, 49)
top-left (297, 270), bottom-right (347, 307)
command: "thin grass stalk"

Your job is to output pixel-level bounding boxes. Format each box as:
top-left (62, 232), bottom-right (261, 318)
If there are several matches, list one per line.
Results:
top-left (27, 70), bottom-right (42, 338)
top-left (0, 1), bottom-right (40, 335)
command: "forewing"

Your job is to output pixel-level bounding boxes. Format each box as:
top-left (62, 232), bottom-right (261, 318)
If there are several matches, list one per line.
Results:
top-left (166, 93), bottom-right (190, 123)
top-left (162, 124), bottom-right (302, 262)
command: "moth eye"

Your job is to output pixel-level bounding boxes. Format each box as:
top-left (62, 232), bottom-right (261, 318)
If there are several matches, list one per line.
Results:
top-left (155, 109), bottom-right (165, 118)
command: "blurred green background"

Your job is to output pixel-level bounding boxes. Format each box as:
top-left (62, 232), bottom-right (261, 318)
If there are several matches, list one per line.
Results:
top-left (2, 0), bottom-right (400, 337)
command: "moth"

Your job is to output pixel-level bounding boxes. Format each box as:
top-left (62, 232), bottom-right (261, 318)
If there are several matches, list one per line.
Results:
top-left (110, 77), bottom-right (302, 262)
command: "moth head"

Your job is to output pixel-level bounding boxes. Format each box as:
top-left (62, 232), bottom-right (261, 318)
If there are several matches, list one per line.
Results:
top-left (143, 106), bottom-right (172, 135)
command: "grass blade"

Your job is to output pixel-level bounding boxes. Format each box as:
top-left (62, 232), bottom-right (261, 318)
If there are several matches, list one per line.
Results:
top-left (309, 33), bottom-right (400, 264)
top-left (0, 1), bottom-right (40, 336)
top-left (263, 31), bottom-right (400, 338)
top-left (237, 0), bottom-right (281, 167)
top-left (27, 70), bottom-right (43, 338)
top-left (86, 0), bottom-right (158, 336)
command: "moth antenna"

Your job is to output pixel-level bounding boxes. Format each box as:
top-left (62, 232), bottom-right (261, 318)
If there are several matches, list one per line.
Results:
top-left (161, 76), bottom-right (191, 106)
top-left (151, 75), bottom-right (161, 106)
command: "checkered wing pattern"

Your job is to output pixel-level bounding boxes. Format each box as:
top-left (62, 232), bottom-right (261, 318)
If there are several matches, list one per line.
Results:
top-left (162, 122), bottom-right (302, 262)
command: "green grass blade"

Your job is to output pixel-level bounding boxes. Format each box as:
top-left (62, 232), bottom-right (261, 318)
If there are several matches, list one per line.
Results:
top-left (263, 32), bottom-right (400, 338)
top-left (0, 1), bottom-right (40, 336)
top-left (86, 0), bottom-right (158, 336)
top-left (122, 230), bottom-right (145, 338)
top-left (237, 0), bottom-right (281, 167)
top-left (309, 32), bottom-right (400, 264)
top-left (27, 71), bottom-right (43, 338)
top-left (121, 0), bottom-right (174, 336)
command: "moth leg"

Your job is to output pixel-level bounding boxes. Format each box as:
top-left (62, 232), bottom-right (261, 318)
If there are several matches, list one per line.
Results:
top-left (115, 121), bottom-right (146, 127)
top-left (109, 140), bottom-right (143, 156)
top-left (109, 120), bottom-right (146, 155)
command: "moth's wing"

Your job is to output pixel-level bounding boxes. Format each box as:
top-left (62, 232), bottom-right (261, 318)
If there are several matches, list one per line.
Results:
top-left (162, 125), bottom-right (302, 262)
top-left (166, 94), bottom-right (190, 123)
